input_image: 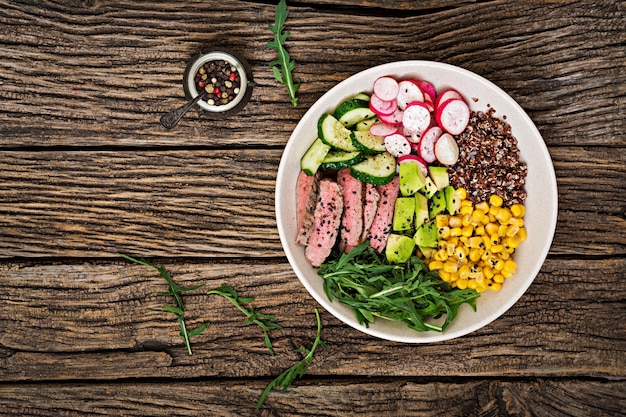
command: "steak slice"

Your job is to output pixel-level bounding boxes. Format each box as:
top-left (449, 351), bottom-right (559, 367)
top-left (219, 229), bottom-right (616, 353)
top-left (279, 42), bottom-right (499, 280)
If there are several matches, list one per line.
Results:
top-left (367, 176), bottom-right (400, 253)
top-left (305, 179), bottom-right (344, 267)
top-left (361, 183), bottom-right (381, 243)
top-left (337, 168), bottom-right (363, 253)
top-left (295, 170), bottom-right (320, 246)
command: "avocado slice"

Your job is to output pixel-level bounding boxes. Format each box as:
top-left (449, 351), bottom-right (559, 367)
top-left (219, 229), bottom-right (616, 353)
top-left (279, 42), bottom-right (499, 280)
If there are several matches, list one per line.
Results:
top-left (420, 175), bottom-right (438, 198)
top-left (414, 192), bottom-right (429, 228)
top-left (428, 166), bottom-right (450, 190)
top-left (414, 222), bottom-right (439, 248)
top-left (393, 197), bottom-right (415, 232)
top-left (399, 162), bottom-right (426, 197)
top-left (444, 185), bottom-right (462, 215)
top-left (429, 189), bottom-right (447, 219)
top-left (386, 233), bottom-right (416, 264)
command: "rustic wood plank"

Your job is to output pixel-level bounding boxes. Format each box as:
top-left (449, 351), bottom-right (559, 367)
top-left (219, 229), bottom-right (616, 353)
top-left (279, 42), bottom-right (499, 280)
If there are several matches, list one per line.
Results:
top-left (0, 379), bottom-right (623, 417)
top-left (0, 0), bottom-right (623, 147)
top-left (0, 258), bottom-right (624, 381)
top-left (0, 147), bottom-right (624, 259)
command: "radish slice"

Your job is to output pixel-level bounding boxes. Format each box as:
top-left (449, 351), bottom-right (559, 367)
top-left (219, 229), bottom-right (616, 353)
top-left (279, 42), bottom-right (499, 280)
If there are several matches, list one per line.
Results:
top-left (379, 108), bottom-right (403, 126)
top-left (396, 80), bottom-right (424, 110)
top-left (369, 93), bottom-right (397, 116)
top-left (414, 80), bottom-right (436, 103)
top-left (435, 98), bottom-right (470, 135)
top-left (384, 133), bottom-right (411, 157)
top-left (434, 133), bottom-right (460, 165)
top-left (373, 76), bottom-right (399, 101)
top-left (402, 102), bottom-right (431, 135)
top-left (420, 126), bottom-right (443, 150)
top-left (369, 122), bottom-right (398, 137)
top-left (435, 89), bottom-right (463, 109)
top-left (418, 128), bottom-right (439, 163)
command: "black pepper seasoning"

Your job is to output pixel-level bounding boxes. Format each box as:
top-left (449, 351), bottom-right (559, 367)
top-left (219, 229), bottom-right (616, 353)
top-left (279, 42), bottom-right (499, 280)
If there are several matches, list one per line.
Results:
top-left (194, 59), bottom-right (241, 106)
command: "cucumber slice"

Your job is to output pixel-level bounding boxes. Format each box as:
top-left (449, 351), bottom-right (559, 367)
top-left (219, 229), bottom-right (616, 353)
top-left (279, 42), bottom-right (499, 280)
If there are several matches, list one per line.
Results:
top-left (353, 92), bottom-right (371, 101)
top-left (351, 130), bottom-right (386, 154)
top-left (349, 152), bottom-right (397, 186)
top-left (300, 137), bottom-right (331, 176)
top-left (318, 114), bottom-right (358, 152)
top-left (334, 98), bottom-right (369, 121)
top-left (355, 116), bottom-right (379, 131)
top-left (339, 107), bottom-right (376, 128)
top-left (319, 150), bottom-right (363, 171)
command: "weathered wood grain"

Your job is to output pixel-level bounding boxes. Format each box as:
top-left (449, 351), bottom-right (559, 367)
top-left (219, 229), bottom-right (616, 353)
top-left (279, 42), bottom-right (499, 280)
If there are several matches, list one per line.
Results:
top-left (0, 379), bottom-right (624, 417)
top-left (0, 0), bottom-right (623, 147)
top-left (1, 258), bottom-right (624, 381)
top-left (0, 147), bottom-right (624, 259)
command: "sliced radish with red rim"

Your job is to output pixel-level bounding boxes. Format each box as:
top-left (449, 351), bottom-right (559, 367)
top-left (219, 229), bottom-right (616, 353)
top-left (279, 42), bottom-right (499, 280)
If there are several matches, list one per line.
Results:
top-left (414, 80), bottom-right (436, 103)
top-left (435, 89), bottom-right (463, 109)
top-left (384, 133), bottom-right (411, 157)
top-left (373, 76), bottom-right (399, 101)
top-left (379, 108), bottom-right (403, 126)
top-left (369, 122), bottom-right (398, 137)
top-left (435, 98), bottom-right (470, 135)
top-left (396, 80), bottom-right (424, 110)
top-left (434, 133), bottom-right (460, 165)
top-left (418, 127), bottom-right (439, 163)
top-left (402, 102), bottom-right (431, 135)
top-left (369, 93), bottom-right (397, 116)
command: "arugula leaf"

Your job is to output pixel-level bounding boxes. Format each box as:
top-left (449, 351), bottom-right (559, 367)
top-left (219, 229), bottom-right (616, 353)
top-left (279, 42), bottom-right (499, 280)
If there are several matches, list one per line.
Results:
top-left (207, 283), bottom-right (283, 355)
top-left (119, 254), bottom-right (209, 355)
top-left (268, 0), bottom-right (300, 106)
top-left (256, 309), bottom-right (325, 409)
top-left (317, 242), bottom-right (480, 332)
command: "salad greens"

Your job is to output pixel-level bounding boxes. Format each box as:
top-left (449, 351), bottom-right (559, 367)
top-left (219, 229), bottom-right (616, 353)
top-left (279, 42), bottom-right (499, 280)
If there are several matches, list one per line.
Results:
top-left (207, 283), bottom-right (283, 355)
top-left (256, 309), bottom-right (325, 409)
top-left (318, 242), bottom-right (480, 332)
top-left (119, 254), bottom-right (209, 355)
top-left (268, 0), bottom-right (300, 107)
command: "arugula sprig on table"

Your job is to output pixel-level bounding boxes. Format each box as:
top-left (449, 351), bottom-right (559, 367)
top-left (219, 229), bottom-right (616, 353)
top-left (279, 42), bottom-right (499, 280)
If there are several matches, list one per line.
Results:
top-left (207, 283), bottom-right (283, 355)
top-left (119, 254), bottom-right (209, 355)
top-left (256, 309), bottom-right (325, 410)
top-left (318, 242), bottom-right (480, 332)
top-left (268, 0), bottom-right (300, 106)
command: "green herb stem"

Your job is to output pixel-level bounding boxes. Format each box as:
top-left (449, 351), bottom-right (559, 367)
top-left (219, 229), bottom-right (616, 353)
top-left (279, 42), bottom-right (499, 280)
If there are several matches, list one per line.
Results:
top-left (268, 0), bottom-right (300, 106)
top-left (256, 309), bottom-right (325, 410)
top-left (119, 254), bottom-right (209, 355)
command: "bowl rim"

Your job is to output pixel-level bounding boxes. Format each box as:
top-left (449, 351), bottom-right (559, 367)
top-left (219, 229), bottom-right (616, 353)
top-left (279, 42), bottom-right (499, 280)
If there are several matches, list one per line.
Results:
top-left (276, 60), bottom-right (558, 343)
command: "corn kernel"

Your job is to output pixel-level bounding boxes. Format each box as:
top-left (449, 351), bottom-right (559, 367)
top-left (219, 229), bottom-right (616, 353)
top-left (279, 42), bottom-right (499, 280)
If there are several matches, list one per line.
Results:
top-left (483, 266), bottom-right (495, 279)
top-left (489, 194), bottom-right (503, 207)
top-left (459, 265), bottom-right (471, 279)
top-left (429, 260), bottom-right (444, 270)
top-left (462, 225), bottom-right (473, 237)
top-left (434, 249), bottom-right (448, 262)
top-left (496, 207), bottom-right (512, 224)
top-left (485, 222), bottom-right (499, 236)
top-left (494, 259), bottom-right (505, 271)
top-left (510, 204), bottom-right (525, 218)
top-left (475, 224), bottom-right (485, 235)
top-left (475, 201), bottom-right (489, 212)
top-left (467, 279), bottom-right (478, 290)
top-left (448, 216), bottom-right (462, 228)
top-left (450, 227), bottom-right (462, 237)
top-left (436, 214), bottom-right (449, 228)
top-left (454, 246), bottom-right (468, 261)
top-left (518, 227), bottom-right (527, 241)
top-left (491, 244), bottom-right (505, 253)
top-left (456, 277), bottom-right (468, 289)
top-left (508, 217), bottom-right (524, 228)
top-left (439, 270), bottom-right (452, 282)
top-left (498, 224), bottom-right (509, 237)
top-left (493, 273), bottom-right (505, 283)
top-left (460, 199), bottom-right (473, 207)
top-left (446, 243), bottom-right (456, 256)
top-left (505, 235), bottom-right (522, 250)
top-left (471, 209), bottom-right (485, 223)
top-left (489, 233), bottom-right (500, 245)
top-left (506, 224), bottom-right (520, 238)
top-left (438, 226), bottom-right (451, 239)
top-left (456, 188), bottom-right (467, 200)
top-left (468, 236), bottom-right (483, 248)
top-left (469, 249), bottom-right (482, 263)
top-left (443, 261), bottom-right (458, 273)
top-left (489, 282), bottom-right (503, 291)
top-left (504, 259), bottom-right (517, 271)
top-left (459, 205), bottom-right (473, 216)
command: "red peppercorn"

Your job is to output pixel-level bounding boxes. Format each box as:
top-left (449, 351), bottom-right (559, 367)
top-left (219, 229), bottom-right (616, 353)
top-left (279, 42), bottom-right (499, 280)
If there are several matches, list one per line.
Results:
top-left (198, 80), bottom-right (207, 88)
top-left (229, 72), bottom-right (237, 81)
top-left (214, 87), bottom-right (221, 95)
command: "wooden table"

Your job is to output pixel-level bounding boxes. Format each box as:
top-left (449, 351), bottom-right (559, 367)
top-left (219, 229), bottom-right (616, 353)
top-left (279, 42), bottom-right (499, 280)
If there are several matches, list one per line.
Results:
top-left (1, 1), bottom-right (624, 415)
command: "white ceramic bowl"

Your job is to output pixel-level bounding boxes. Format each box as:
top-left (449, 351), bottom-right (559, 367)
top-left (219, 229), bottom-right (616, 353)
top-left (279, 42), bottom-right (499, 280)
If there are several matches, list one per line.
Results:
top-left (275, 61), bottom-right (557, 343)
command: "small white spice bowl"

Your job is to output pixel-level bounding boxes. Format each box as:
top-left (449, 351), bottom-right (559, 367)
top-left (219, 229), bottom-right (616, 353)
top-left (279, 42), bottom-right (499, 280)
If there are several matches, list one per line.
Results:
top-left (183, 48), bottom-right (254, 118)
